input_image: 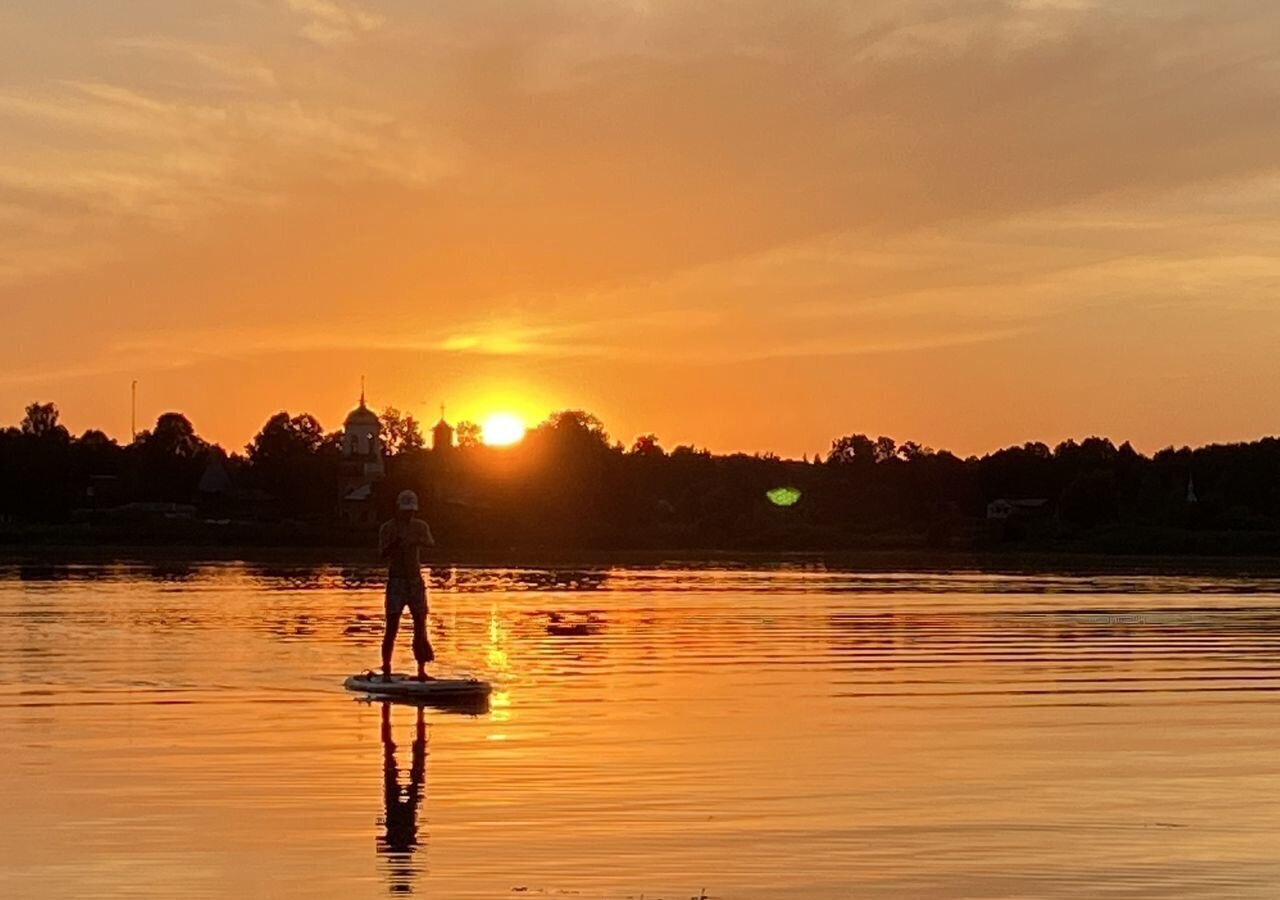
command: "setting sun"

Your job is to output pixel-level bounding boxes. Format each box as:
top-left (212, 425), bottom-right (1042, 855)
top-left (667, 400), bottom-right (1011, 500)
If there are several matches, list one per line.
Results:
top-left (482, 413), bottom-right (527, 446)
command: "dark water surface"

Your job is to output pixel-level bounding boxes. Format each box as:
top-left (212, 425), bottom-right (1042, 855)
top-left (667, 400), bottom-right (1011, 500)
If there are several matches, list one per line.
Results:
top-left (2, 563), bottom-right (1280, 898)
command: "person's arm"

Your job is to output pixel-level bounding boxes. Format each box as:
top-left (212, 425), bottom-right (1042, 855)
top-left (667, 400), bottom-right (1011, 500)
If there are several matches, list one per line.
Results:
top-left (416, 520), bottom-right (435, 548)
top-left (379, 523), bottom-right (400, 558)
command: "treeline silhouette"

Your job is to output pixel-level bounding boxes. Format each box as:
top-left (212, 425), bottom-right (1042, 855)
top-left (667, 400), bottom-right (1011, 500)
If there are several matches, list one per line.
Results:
top-left (4, 401), bottom-right (1280, 555)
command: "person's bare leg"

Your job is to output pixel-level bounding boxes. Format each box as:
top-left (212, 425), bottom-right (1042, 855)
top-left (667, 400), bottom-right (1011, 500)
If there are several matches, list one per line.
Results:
top-left (410, 601), bottom-right (432, 682)
top-left (382, 611), bottom-right (400, 682)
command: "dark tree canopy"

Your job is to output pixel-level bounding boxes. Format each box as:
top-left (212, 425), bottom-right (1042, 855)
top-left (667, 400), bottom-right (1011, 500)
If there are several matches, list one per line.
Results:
top-left (828, 433), bottom-right (875, 466)
top-left (247, 412), bottom-right (327, 462)
top-left (380, 407), bottom-right (425, 456)
top-left (536, 410), bottom-right (610, 447)
top-left (21, 402), bottom-right (68, 441)
top-left (456, 421), bottom-right (482, 449)
top-left (631, 434), bottom-right (665, 457)
top-left (134, 413), bottom-right (212, 502)
top-left (144, 413), bottom-right (206, 459)
top-left (245, 412), bottom-right (338, 515)
top-left (3, 399), bottom-right (1280, 556)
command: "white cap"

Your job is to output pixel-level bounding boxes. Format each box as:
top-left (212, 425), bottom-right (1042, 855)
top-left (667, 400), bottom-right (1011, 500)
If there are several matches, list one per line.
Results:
top-left (396, 490), bottom-right (419, 511)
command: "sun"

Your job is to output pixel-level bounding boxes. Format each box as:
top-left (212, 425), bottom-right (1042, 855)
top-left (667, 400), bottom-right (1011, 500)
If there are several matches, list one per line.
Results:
top-left (482, 412), bottom-right (526, 446)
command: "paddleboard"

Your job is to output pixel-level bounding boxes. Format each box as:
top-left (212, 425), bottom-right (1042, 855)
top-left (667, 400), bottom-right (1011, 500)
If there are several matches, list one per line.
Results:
top-left (344, 672), bottom-right (492, 700)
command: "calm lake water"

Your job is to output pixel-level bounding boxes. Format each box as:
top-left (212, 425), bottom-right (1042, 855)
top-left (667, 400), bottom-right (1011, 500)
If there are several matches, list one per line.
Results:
top-left (3, 562), bottom-right (1280, 899)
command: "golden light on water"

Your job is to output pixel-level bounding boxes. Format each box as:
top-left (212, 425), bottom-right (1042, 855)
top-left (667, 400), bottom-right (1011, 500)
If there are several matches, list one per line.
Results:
top-left (486, 604), bottom-right (509, 671)
top-left (482, 413), bottom-right (526, 446)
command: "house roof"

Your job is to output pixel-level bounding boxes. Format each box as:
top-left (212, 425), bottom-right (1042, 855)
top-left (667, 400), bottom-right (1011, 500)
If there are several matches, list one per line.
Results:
top-left (343, 484), bottom-right (373, 502)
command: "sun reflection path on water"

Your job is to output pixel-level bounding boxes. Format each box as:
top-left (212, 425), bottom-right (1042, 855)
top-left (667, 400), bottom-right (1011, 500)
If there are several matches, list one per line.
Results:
top-left (485, 604), bottom-right (509, 673)
top-left (485, 604), bottom-right (513, 742)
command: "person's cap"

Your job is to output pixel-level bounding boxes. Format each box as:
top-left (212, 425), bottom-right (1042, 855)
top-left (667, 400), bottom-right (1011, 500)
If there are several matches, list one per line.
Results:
top-left (396, 490), bottom-right (419, 511)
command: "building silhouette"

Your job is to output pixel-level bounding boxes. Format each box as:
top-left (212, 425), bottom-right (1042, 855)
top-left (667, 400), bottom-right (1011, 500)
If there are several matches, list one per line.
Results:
top-left (431, 411), bottom-right (454, 454)
top-left (340, 388), bottom-right (384, 526)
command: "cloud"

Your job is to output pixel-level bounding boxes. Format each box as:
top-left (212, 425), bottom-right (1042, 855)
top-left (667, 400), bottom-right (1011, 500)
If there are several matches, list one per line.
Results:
top-left (108, 37), bottom-right (280, 90)
top-left (4, 0), bottom-right (1280, 452)
top-left (6, 0), bottom-right (1280, 286)
top-left (285, 0), bottom-right (383, 46)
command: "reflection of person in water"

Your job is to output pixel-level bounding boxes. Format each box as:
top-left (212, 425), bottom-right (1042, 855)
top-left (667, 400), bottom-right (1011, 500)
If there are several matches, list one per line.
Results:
top-left (378, 702), bottom-right (427, 893)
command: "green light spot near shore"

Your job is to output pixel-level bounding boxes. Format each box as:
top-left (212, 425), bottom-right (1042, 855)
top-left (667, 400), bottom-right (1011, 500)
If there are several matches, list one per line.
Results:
top-left (766, 486), bottom-right (802, 507)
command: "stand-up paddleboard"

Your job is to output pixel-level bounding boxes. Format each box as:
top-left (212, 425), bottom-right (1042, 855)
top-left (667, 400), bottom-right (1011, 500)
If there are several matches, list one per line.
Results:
top-left (344, 671), bottom-right (491, 701)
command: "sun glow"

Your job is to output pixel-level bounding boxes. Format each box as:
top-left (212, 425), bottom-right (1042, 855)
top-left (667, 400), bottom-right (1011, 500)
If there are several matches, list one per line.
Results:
top-left (482, 413), bottom-right (527, 446)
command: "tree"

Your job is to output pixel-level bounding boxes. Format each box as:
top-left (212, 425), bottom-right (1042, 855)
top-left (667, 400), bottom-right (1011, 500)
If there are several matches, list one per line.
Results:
top-left (134, 413), bottom-right (210, 502)
top-left (380, 407), bottom-right (425, 455)
top-left (631, 434), bottom-right (665, 457)
top-left (828, 433), bottom-right (875, 465)
top-left (0, 403), bottom-right (74, 520)
top-left (145, 413), bottom-right (206, 460)
top-left (78, 429), bottom-right (115, 449)
top-left (247, 412), bottom-right (327, 462)
top-left (245, 412), bottom-right (338, 515)
top-left (898, 441), bottom-right (934, 462)
top-left (456, 421), bottom-right (483, 449)
top-left (530, 410), bottom-right (613, 458)
top-left (874, 436), bottom-right (897, 463)
top-left (540, 410), bottom-right (608, 440)
top-left (73, 430), bottom-right (122, 478)
top-left (21, 402), bottom-right (69, 441)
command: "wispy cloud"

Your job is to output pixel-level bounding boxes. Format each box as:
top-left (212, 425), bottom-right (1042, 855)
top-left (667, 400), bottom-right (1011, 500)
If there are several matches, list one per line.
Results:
top-left (285, 0), bottom-right (383, 46)
top-left (108, 37), bottom-right (279, 90)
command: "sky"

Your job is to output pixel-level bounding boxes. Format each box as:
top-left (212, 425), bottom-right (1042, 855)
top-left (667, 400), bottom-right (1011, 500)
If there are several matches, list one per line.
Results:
top-left (2, 0), bottom-right (1278, 458)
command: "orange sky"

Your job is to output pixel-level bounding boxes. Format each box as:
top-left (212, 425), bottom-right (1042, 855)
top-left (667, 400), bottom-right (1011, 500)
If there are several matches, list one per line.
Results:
top-left (2, 1), bottom-right (1279, 458)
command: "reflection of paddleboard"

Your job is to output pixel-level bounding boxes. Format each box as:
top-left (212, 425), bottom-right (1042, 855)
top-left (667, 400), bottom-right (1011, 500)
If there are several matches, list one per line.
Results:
top-left (344, 672), bottom-right (491, 700)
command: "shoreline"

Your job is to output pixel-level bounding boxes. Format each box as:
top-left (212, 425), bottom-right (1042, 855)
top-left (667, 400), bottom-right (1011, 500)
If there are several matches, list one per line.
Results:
top-left (5, 543), bottom-right (1280, 577)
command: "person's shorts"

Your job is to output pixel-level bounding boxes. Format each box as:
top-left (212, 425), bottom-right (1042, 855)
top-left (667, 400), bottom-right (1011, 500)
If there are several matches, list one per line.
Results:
top-left (385, 577), bottom-right (428, 619)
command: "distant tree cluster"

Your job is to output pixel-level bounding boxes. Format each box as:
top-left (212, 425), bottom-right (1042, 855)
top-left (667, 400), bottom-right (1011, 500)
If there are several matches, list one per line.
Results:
top-left (2, 400), bottom-right (1278, 553)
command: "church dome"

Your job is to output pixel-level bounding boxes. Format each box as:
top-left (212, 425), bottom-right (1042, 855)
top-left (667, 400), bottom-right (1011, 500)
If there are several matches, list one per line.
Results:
top-left (342, 392), bottom-right (385, 465)
top-left (344, 401), bottom-right (380, 430)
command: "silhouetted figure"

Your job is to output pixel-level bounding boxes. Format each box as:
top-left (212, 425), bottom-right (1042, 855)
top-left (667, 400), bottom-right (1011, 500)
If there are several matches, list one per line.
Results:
top-left (379, 490), bottom-right (435, 681)
top-left (378, 702), bottom-right (427, 894)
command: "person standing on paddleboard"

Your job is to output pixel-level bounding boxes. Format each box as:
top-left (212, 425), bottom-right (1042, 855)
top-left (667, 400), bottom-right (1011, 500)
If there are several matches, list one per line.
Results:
top-left (379, 490), bottom-right (435, 682)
